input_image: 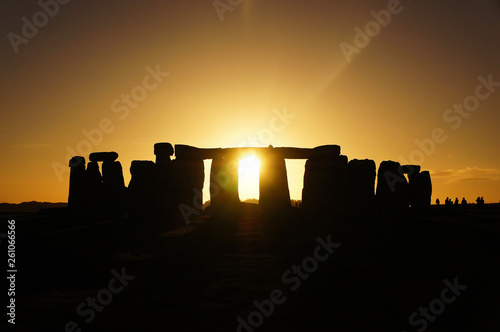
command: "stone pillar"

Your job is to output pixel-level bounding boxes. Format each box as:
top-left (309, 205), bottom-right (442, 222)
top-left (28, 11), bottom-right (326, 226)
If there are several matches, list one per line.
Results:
top-left (376, 161), bottom-right (409, 215)
top-left (85, 161), bottom-right (103, 216)
top-left (259, 146), bottom-right (291, 214)
top-left (302, 154), bottom-right (348, 216)
top-left (416, 171), bottom-right (432, 211)
top-left (402, 165), bottom-right (421, 210)
top-left (154, 143), bottom-right (175, 226)
top-left (102, 160), bottom-right (125, 217)
top-left (85, 151), bottom-right (121, 217)
top-left (154, 142), bottom-right (174, 165)
top-left (210, 157), bottom-right (226, 211)
top-left (127, 160), bottom-right (157, 218)
top-left (346, 159), bottom-right (376, 215)
top-left (173, 157), bottom-right (205, 219)
top-left (68, 156), bottom-right (86, 212)
top-left (210, 156), bottom-right (239, 213)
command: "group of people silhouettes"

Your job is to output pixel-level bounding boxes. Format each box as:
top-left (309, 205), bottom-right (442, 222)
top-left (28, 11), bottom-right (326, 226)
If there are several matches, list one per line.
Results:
top-left (476, 196), bottom-right (485, 212)
top-left (435, 196), bottom-right (485, 212)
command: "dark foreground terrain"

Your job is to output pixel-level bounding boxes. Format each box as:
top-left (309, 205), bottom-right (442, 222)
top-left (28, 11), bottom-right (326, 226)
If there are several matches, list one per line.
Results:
top-left (2, 204), bottom-right (500, 331)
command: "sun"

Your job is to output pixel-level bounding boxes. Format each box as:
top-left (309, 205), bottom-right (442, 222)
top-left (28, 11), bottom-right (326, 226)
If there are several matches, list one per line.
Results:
top-left (239, 154), bottom-right (260, 176)
top-left (238, 154), bottom-right (260, 201)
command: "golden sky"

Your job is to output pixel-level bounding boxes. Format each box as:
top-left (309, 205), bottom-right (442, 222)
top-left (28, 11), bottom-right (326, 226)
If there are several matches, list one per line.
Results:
top-left (1, 0), bottom-right (500, 204)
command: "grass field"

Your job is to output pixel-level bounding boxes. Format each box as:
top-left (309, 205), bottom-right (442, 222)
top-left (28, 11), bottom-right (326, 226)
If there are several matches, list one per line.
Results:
top-left (2, 203), bottom-right (500, 331)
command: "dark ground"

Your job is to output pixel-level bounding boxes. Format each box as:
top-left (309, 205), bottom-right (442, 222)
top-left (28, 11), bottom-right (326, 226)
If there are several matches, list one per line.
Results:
top-left (2, 203), bottom-right (500, 332)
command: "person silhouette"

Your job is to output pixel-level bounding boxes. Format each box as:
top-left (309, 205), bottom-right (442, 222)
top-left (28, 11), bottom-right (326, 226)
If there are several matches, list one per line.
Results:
top-left (479, 197), bottom-right (485, 212)
top-left (444, 197), bottom-right (453, 214)
top-left (436, 198), bottom-right (440, 206)
top-left (461, 197), bottom-right (468, 211)
top-left (454, 198), bottom-right (459, 212)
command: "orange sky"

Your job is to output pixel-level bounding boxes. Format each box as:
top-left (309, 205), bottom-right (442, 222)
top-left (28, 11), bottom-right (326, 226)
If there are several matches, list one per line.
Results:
top-left (1, 0), bottom-right (500, 204)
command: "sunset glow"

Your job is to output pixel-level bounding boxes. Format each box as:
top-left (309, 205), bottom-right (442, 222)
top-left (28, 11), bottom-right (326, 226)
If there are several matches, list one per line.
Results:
top-left (238, 154), bottom-right (260, 201)
top-left (1, 1), bottom-right (500, 204)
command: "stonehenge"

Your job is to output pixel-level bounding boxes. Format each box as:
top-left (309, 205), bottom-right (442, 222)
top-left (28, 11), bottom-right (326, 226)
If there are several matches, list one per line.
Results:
top-left (67, 143), bottom-right (433, 224)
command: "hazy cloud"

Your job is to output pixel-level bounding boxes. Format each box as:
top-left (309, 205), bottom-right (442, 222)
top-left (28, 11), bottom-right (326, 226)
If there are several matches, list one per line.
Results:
top-left (17, 143), bottom-right (51, 148)
top-left (431, 167), bottom-right (500, 184)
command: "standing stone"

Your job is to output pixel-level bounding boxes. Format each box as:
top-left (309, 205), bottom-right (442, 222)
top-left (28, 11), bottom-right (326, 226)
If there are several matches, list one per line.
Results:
top-left (416, 171), bottom-right (432, 211)
top-left (259, 146), bottom-right (291, 214)
top-left (127, 160), bottom-right (157, 218)
top-left (68, 156), bottom-right (86, 212)
top-left (102, 160), bottom-right (125, 217)
top-left (210, 157), bottom-right (226, 211)
top-left (173, 157), bottom-right (205, 223)
top-left (376, 161), bottom-right (409, 215)
top-left (210, 156), bottom-right (239, 213)
top-left (85, 161), bottom-right (103, 216)
top-left (402, 165), bottom-right (421, 210)
top-left (154, 143), bottom-right (175, 228)
top-left (302, 154), bottom-right (348, 217)
top-left (154, 143), bottom-right (174, 165)
top-left (346, 159), bottom-right (376, 215)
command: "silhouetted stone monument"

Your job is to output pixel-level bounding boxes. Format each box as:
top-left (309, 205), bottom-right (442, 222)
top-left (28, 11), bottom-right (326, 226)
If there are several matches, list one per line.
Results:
top-left (68, 156), bottom-right (86, 212)
top-left (259, 146), bottom-right (291, 214)
top-left (346, 159), bottom-right (376, 215)
top-left (66, 142), bottom-right (434, 228)
top-left (376, 161), bottom-right (409, 215)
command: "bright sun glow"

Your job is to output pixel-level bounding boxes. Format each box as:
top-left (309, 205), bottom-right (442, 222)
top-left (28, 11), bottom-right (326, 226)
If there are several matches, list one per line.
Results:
top-left (238, 154), bottom-right (260, 202)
